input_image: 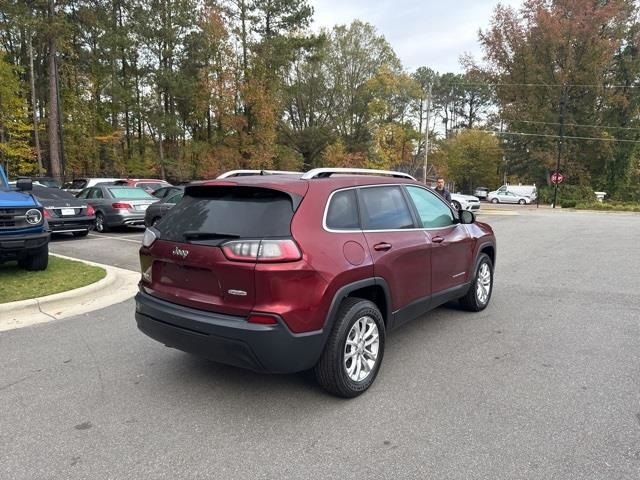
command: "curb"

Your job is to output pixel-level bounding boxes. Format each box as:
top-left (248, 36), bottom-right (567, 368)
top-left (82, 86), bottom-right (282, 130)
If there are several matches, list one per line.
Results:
top-left (0, 254), bottom-right (140, 332)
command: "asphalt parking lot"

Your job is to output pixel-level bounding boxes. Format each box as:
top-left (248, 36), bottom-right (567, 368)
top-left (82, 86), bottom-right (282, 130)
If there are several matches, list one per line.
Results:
top-left (2, 208), bottom-right (640, 479)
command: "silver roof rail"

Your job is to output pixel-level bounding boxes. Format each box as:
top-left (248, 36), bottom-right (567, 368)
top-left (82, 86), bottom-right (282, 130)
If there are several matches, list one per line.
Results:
top-left (301, 168), bottom-right (416, 180)
top-left (216, 169), bottom-right (301, 179)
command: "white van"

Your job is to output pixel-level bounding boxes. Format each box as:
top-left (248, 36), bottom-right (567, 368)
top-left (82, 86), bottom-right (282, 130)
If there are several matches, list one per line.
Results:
top-left (492, 184), bottom-right (537, 201)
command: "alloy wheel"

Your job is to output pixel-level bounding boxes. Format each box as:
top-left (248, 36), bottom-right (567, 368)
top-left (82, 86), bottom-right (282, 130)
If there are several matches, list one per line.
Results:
top-left (344, 316), bottom-right (380, 382)
top-left (476, 262), bottom-right (492, 305)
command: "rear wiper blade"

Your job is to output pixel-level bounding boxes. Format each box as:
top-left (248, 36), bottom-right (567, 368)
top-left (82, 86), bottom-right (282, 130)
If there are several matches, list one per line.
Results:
top-left (183, 231), bottom-right (240, 240)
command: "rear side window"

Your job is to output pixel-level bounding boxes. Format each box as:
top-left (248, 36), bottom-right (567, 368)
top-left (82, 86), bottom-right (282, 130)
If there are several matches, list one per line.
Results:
top-left (158, 187), bottom-right (296, 242)
top-left (326, 189), bottom-right (359, 230)
top-left (359, 186), bottom-right (414, 230)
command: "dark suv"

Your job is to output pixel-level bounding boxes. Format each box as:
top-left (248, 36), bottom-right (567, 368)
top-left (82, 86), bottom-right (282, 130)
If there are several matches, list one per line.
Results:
top-left (135, 168), bottom-right (496, 397)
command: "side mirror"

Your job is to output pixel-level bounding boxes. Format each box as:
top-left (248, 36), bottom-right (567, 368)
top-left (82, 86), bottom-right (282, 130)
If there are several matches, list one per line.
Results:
top-left (459, 210), bottom-right (475, 224)
top-left (16, 177), bottom-right (33, 191)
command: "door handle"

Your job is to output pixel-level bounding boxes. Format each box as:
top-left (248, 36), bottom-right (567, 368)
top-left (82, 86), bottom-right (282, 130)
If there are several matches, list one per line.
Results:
top-left (432, 236), bottom-right (445, 244)
top-left (373, 242), bottom-right (392, 251)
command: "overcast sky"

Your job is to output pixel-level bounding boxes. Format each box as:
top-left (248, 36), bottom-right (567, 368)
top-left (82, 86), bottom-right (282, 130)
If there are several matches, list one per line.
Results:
top-left (311, 0), bottom-right (524, 74)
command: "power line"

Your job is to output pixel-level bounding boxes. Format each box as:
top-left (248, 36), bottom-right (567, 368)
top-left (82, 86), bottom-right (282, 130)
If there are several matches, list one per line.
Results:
top-left (478, 129), bottom-right (640, 143)
top-left (445, 82), bottom-right (640, 89)
top-left (513, 120), bottom-right (640, 131)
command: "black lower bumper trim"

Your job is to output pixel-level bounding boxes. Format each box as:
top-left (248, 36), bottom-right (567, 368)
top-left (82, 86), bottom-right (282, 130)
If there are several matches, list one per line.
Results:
top-left (135, 291), bottom-right (326, 373)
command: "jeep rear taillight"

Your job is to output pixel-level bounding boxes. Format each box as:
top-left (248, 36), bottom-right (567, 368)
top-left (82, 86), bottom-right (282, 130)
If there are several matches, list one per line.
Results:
top-left (222, 239), bottom-right (301, 263)
top-left (86, 205), bottom-right (95, 216)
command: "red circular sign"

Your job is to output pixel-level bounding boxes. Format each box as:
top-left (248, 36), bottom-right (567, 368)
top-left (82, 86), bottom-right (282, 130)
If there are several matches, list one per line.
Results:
top-left (551, 172), bottom-right (564, 184)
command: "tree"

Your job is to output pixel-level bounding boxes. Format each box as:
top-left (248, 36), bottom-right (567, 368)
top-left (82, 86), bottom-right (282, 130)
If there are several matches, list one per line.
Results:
top-left (439, 129), bottom-right (502, 192)
top-left (0, 54), bottom-right (35, 175)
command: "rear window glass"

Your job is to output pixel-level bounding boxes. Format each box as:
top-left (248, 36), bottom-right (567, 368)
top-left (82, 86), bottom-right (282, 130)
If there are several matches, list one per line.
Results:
top-left (108, 187), bottom-right (155, 199)
top-left (32, 186), bottom-right (77, 201)
top-left (158, 187), bottom-right (296, 242)
top-left (326, 189), bottom-right (360, 230)
top-left (71, 179), bottom-right (87, 189)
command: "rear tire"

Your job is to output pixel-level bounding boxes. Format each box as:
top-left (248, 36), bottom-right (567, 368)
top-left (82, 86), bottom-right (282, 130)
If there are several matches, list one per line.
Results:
top-left (18, 245), bottom-right (49, 271)
top-left (491, 198), bottom-right (499, 204)
top-left (459, 253), bottom-right (493, 312)
top-left (95, 212), bottom-right (109, 233)
top-left (518, 199), bottom-right (526, 205)
top-left (314, 298), bottom-right (385, 398)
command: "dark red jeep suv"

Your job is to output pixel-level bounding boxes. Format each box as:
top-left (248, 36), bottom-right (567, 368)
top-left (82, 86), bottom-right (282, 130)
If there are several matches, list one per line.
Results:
top-left (135, 168), bottom-right (496, 397)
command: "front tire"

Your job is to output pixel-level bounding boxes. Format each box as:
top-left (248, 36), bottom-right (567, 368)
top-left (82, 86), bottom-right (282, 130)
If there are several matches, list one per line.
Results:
top-left (451, 200), bottom-right (461, 210)
top-left (18, 245), bottom-right (49, 271)
top-left (518, 199), bottom-right (526, 205)
top-left (459, 253), bottom-right (493, 311)
top-left (314, 298), bottom-right (386, 398)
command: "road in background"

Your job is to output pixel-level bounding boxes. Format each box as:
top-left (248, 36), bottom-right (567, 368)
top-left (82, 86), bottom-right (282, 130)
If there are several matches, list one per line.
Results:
top-left (4, 210), bottom-right (640, 479)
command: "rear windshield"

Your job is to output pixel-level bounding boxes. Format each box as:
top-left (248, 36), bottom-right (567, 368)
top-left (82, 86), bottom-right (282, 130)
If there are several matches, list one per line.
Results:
top-left (33, 186), bottom-right (77, 200)
top-left (157, 186), bottom-right (295, 242)
top-left (108, 187), bottom-right (155, 199)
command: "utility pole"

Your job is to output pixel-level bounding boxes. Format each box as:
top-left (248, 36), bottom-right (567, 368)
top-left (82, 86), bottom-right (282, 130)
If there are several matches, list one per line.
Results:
top-left (552, 87), bottom-right (567, 209)
top-left (423, 82), bottom-right (432, 184)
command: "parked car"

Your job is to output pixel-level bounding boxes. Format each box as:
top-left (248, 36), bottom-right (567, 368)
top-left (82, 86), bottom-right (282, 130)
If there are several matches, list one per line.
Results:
top-left (63, 177), bottom-right (122, 195)
top-left (151, 185), bottom-right (184, 201)
top-left (76, 185), bottom-right (158, 232)
top-left (144, 188), bottom-right (184, 227)
top-left (113, 179), bottom-right (171, 194)
top-left (450, 193), bottom-right (481, 211)
top-left (473, 187), bottom-right (489, 200)
top-left (32, 185), bottom-right (95, 237)
top-left (135, 167), bottom-right (496, 398)
top-left (487, 190), bottom-right (531, 204)
top-left (492, 184), bottom-right (537, 201)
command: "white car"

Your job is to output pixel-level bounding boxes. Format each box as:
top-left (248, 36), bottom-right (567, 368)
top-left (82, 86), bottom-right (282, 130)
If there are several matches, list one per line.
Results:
top-left (487, 190), bottom-right (531, 204)
top-left (450, 193), bottom-right (481, 211)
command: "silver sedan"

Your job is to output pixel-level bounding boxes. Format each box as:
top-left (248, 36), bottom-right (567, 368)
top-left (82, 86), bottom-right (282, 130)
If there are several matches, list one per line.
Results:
top-left (76, 185), bottom-right (158, 232)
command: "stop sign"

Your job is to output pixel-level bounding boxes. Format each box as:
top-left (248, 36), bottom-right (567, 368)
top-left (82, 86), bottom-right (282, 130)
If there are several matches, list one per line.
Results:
top-left (551, 172), bottom-right (565, 184)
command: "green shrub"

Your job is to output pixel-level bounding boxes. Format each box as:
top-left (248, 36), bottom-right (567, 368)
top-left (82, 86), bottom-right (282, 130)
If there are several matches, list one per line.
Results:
top-left (560, 199), bottom-right (577, 208)
top-left (538, 184), bottom-right (596, 204)
top-left (574, 201), bottom-right (640, 212)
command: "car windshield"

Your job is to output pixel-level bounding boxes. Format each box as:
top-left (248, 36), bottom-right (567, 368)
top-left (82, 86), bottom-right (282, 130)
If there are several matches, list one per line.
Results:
top-left (108, 187), bottom-right (155, 199)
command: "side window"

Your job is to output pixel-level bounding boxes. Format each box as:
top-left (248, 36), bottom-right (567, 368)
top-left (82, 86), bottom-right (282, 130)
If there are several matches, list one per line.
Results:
top-left (77, 189), bottom-right (89, 199)
top-left (326, 189), bottom-right (360, 230)
top-left (359, 186), bottom-right (414, 230)
top-left (166, 192), bottom-right (184, 204)
top-left (406, 186), bottom-right (455, 228)
top-left (89, 188), bottom-right (103, 199)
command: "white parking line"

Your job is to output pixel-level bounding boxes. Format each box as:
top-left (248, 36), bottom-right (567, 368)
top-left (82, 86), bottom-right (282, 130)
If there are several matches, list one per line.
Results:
top-left (87, 234), bottom-right (142, 244)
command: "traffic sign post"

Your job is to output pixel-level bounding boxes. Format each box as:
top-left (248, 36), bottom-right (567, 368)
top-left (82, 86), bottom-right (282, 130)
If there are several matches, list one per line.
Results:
top-left (551, 171), bottom-right (564, 208)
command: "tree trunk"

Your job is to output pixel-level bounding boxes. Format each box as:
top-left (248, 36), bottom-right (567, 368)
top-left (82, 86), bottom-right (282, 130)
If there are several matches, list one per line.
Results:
top-left (47, 0), bottom-right (61, 179)
top-left (29, 33), bottom-right (43, 174)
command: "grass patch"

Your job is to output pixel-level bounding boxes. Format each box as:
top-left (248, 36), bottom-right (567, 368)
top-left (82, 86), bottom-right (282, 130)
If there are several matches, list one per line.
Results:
top-left (574, 201), bottom-right (640, 212)
top-left (0, 255), bottom-right (106, 303)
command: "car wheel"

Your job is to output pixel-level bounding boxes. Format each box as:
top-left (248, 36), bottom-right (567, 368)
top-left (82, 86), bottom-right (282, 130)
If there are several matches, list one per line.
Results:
top-left (95, 212), bottom-right (109, 233)
top-left (72, 230), bottom-right (89, 237)
top-left (459, 253), bottom-right (493, 312)
top-left (451, 200), bottom-right (461, 210)
top-left (151, 217), bottom-right (161, 227)
top-left (314, 298), bottom-right (386, 398)
top-left (491, 198), bottom-right (499, 204)
top-left (518, 199), bottom-right (526, 205)
top-left (18, 245), bottom-right (49, 271)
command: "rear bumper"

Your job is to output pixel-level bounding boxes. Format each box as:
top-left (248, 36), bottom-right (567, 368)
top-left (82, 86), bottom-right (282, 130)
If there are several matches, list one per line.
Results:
top-left (0, 230), bottom-right (49, 260)
top-left (49, 216), bottom-right (95, 233)
top-left (107, 211), bottom-right (146, 227)
top-left (135, 290), bottom-right (326, 373)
